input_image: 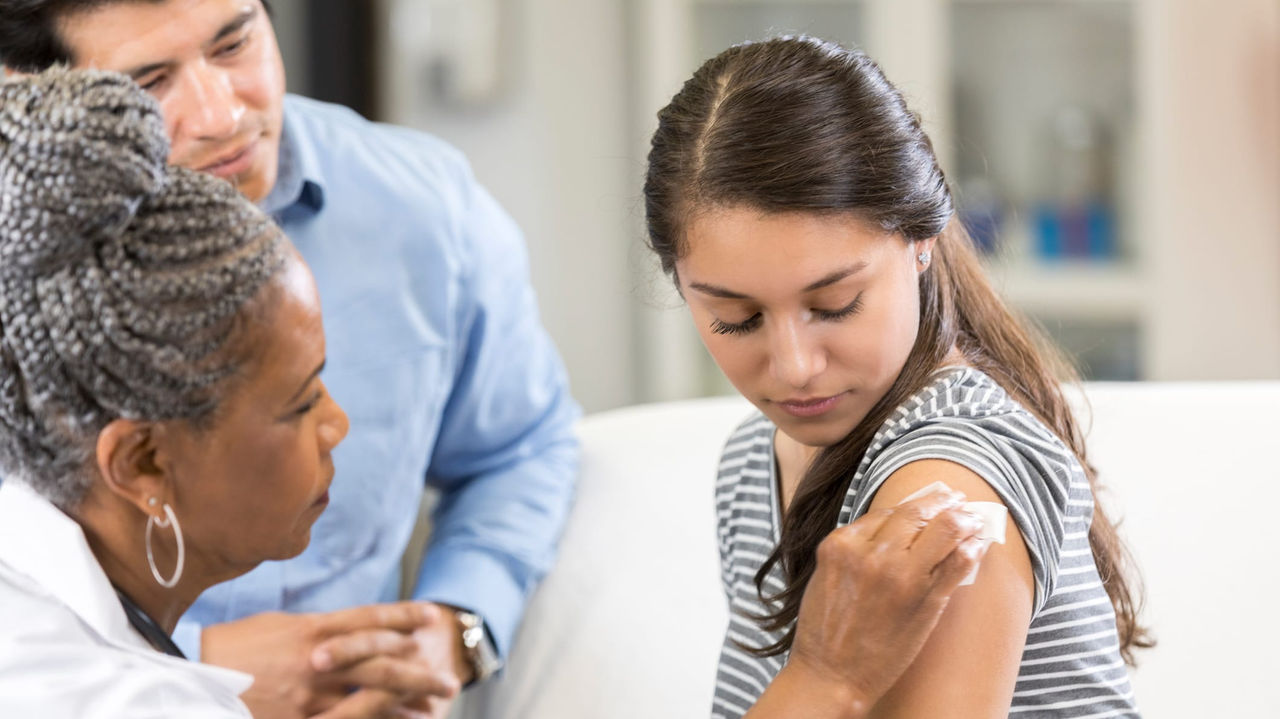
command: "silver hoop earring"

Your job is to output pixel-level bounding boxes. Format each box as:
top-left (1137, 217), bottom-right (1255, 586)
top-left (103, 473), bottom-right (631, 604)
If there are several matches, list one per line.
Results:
top-left (145, 501), bottom-right (185, 589)
top-left (917, 251), bottom-right (931, 267)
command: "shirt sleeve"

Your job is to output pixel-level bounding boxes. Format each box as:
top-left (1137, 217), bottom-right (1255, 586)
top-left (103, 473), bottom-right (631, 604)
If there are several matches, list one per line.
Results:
top-left (848, 413), bottom-right (1080, 616)
top-left (409, 166), bottom-right (580, 660)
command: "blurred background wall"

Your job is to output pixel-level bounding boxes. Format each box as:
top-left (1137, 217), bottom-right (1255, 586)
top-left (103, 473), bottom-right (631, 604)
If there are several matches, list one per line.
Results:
top-left (271, 0), bottom-right (1280, 413)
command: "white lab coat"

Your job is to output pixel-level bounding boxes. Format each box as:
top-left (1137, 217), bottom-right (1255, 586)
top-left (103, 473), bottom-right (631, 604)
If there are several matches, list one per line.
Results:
top-left (0, 480), bottom-right (254, 718)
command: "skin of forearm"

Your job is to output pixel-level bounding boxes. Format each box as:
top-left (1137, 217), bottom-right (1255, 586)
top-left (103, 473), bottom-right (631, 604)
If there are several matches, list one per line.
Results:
top-left (745, 663), bottom-right (870, 719)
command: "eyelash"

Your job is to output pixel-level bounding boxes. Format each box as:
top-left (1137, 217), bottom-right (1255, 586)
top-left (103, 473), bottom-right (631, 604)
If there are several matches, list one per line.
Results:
top-left (138, 75), bottom-right (166, 92)
top-left (292, 390), bottom-right (324, 418)
top-left (709, 293), bottom-right (865, 336)
top-left (217, 36), bottom-right (250, 58)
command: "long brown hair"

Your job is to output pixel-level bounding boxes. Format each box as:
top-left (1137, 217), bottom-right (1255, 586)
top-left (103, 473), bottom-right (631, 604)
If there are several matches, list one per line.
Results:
top-left (643, 36), bottom-right (1151, 663)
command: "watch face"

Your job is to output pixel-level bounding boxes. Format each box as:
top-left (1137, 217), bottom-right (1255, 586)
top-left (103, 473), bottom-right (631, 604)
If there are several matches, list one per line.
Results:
top-left (462, 624), bottom-right (483, 647)
top-left (454, 610), bottom-right (502, 683)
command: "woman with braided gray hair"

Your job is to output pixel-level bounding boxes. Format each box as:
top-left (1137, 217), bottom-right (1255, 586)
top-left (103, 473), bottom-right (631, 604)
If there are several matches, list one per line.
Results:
top-left (0, 67), bottom-right (434, 718)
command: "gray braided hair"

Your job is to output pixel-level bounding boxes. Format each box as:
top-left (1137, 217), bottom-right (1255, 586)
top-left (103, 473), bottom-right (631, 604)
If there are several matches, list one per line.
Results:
top-left (0, 67), bottom-right (286, 509)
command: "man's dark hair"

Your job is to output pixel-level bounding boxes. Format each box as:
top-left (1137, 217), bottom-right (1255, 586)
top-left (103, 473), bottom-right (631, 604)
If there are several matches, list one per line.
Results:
top-left (0, 0), bottom-right (272, 72)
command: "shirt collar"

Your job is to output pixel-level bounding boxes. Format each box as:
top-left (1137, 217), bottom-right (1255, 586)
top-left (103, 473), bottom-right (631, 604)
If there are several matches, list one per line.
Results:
top-left (260, 101), bottom-right (326, 217)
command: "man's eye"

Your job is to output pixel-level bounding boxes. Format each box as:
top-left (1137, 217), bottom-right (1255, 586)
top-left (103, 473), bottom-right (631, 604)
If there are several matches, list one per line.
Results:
top-left (137, 74), bottom-right (166, 92)
top-left (217, 36), bottom-right (249, 57)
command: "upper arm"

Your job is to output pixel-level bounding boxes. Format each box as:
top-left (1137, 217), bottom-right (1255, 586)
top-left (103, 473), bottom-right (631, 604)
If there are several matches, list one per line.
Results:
top-left (864, 459), bottom-right (1035, 719)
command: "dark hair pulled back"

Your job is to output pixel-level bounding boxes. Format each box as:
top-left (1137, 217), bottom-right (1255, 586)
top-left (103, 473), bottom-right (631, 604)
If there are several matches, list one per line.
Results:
top-left (644, 35), bottom-right (1150, 663)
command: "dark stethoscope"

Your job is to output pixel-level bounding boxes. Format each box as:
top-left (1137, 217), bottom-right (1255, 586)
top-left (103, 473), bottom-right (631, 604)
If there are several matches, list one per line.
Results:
top-left (114, 588), bottom-right (186, 659)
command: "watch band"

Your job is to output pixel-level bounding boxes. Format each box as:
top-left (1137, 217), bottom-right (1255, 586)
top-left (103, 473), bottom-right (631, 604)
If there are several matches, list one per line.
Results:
top-left (456, 609), bottom-right (502, 684)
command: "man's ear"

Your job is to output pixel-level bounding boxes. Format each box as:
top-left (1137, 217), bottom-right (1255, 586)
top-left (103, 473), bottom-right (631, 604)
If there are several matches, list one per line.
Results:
top-left (94, 419), bottom-right (171, 516)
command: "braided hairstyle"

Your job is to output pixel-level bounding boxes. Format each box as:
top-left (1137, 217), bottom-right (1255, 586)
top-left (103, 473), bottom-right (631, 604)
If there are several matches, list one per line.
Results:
top-left (0, 67), bottom-right (286, 510)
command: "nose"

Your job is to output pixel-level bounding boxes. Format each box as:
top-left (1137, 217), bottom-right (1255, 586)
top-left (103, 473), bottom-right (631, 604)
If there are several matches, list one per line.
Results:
top-left (318, 390), bottom-right (350, 452)
top-left (167, 61), bottom-right (244, 142)
top-left (767, 315), bottom-right (826, 389)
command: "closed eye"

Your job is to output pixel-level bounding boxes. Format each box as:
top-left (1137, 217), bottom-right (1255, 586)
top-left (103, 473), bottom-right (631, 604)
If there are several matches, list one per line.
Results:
top-left (288, 390), bottom-right (324, 419)
top-left (216, 35), bottom-right (250, 58)
top-left (813, 292), bottom-right (864, 322)
top-left (710, 313), bottom-right (762, 336)
top-left (137, 72), bottom-right (168, 92)
top-left (708, 292), bottom-right (863, 336)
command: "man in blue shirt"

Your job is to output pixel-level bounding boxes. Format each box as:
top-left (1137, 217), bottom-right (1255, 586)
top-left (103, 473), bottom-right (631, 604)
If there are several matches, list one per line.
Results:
top-left (0, 1), bottom-right (579, 716)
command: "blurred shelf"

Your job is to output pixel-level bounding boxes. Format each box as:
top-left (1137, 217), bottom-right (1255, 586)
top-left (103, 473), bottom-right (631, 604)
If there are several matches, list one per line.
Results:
top-left (696, 0), bottom-right (860, 5)
top-left (953, 0), bottom-right (1126, 5)
top-left (693, 0), bottom-right (866, 61)
top-left (985, 260), bottom-right (1143, 321)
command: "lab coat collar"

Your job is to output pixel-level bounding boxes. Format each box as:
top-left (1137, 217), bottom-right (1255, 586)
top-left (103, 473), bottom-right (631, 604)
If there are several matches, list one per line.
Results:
top-left (0, 480), bottom-right (142, 649)
top-left (0, 481), bottom-right (252, 696)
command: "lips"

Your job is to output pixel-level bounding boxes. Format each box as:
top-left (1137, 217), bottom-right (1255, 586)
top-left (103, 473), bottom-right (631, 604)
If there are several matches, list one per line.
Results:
top-left (196, 139), bottom-right (257, 178)
top-left (775, 392), bottom-right (847, 418)
top-left (312, 463), bottom-right (335, 508)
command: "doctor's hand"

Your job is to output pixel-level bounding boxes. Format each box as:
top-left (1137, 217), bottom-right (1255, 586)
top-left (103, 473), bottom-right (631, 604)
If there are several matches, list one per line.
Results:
top-left (200, 602), bottom-right (459, 719)
top-left (749, 488), bottom-right (991, 719)
top-left (308, 603), bottom-right (472, 719)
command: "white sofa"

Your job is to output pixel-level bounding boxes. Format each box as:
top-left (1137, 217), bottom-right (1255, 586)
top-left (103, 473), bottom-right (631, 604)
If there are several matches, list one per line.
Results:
top-left (454, 382), bottom-right (1280, 718)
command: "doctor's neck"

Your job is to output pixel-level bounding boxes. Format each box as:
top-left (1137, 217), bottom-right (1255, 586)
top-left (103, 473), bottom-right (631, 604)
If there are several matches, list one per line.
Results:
top-left (73, 491), bottom-right (223, 635)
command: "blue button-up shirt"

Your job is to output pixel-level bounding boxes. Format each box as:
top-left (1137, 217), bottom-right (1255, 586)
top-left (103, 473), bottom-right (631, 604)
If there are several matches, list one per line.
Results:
top-left (174, 95), bottom-right (580, 660)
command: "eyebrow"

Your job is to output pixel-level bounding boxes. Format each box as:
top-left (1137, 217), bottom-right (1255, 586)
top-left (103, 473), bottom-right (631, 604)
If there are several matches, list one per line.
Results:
top-left (686, 261), bottom-right (869, 300)
top-left (284, 359), bottom-right (326, 406)
top-left (121, 5), bottom-right (258, 79)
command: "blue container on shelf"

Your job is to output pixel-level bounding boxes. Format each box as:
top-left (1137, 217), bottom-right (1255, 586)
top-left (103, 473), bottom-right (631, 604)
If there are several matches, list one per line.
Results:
top-left (961, 204), bottom-right (1002, 255)
top-left (1032, 199), bottom-right (1115, 261)
top-left (1033, 203), bottom-right (1063, 259)
top-left (1085, 201), bottom-right (1115, 258)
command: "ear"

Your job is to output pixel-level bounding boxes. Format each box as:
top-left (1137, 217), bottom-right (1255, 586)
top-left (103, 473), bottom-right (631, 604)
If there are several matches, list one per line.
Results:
top-left (94, 419), bottom-right (172, 517)
top-left (914, 236), bottom-right (939, 270)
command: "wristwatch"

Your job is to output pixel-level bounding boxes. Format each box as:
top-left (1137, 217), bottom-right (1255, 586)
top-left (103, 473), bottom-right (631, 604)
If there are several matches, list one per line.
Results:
top-left (456, 609), bottom-right (502, 685)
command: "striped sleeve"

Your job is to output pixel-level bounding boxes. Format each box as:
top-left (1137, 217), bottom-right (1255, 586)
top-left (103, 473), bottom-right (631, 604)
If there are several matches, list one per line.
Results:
top-left (849, 411), bottom-right (1077, 616)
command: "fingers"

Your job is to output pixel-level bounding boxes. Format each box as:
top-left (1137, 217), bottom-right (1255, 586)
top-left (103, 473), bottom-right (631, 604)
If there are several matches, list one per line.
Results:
top-left (308, 686), bottom-right (440, 719)
top-left (391, 695), bottom-right (437, 716)
top-left (834, 506), bottom-right (894, 543)
top-left (315, 601), bottom-right (442, 638)
top-left (869, 486), bottom-right (967, 548)
top-left (390, 707), bottom-right (434, 719)
top-left (929, 534), bottom-right (993, 599)
top-left (909, 505), bottom-right (986, 570)
top-left (312, 628), bottom-right (421, 672)
top-left (310, 688), bottom-right (402, 719)
top-left (332, 656), bottom-right (460, 700)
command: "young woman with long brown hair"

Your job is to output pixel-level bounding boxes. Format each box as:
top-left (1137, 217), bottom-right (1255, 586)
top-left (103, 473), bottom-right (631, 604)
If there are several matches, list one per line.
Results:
top-left (644, 36), bottom-right (1149, 718)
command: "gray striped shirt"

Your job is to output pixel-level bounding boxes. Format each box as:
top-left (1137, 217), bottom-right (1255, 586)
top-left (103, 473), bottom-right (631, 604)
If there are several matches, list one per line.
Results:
top-left (712, 367), bottom-right (1140, 718)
